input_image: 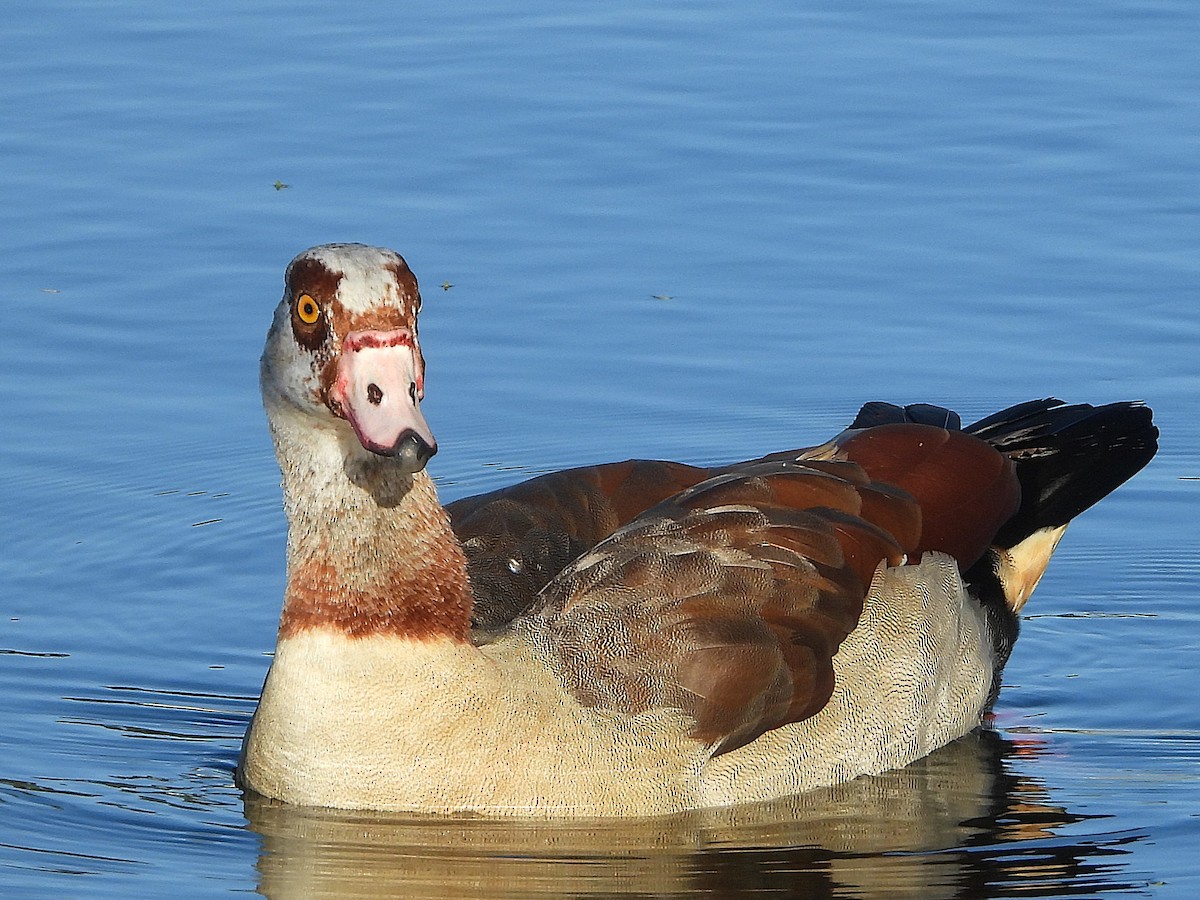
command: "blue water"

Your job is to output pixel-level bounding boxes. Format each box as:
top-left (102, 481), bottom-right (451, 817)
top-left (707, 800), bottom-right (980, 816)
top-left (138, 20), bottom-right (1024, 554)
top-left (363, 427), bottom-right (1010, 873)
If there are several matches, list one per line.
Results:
top-left (2, 1), bottom-right (1197, 896)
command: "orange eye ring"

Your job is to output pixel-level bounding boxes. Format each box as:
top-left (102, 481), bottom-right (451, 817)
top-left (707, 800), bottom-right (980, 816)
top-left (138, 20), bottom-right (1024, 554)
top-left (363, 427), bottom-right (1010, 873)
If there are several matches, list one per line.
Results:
top-left (295, 293), bottom-right (321, 325)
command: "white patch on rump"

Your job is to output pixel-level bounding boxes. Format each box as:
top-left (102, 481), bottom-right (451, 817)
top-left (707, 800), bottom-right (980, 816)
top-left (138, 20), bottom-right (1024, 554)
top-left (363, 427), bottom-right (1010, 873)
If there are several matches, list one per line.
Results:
top-left (997, 524), bottom-right (1069, 613)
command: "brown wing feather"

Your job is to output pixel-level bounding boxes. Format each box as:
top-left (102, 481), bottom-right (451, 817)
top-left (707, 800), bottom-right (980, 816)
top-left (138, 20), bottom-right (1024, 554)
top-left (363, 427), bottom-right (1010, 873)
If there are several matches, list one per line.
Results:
top-left (835, 423), bottom-right (1020, 570)
top-left (533, 460), bottom-right (919, 754)
top-left (448, 460), bottom-right (709, 633)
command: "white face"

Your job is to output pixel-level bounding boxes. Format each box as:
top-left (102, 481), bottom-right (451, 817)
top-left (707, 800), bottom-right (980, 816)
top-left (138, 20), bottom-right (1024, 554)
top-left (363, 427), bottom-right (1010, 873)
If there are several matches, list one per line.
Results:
top-left (261, 243), bottom-right (435, 475)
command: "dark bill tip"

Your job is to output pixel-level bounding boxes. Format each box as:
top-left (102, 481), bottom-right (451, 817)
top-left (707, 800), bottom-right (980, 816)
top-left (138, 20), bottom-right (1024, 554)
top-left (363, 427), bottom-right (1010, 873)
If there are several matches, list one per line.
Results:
top-left (378, 429), bottom-right (438, 475)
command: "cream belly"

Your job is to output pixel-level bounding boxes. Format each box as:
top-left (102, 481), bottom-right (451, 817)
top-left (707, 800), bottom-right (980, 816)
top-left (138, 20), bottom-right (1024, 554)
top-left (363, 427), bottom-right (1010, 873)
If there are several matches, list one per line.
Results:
top-left (239, 553), bottom-right (994, 818)
top-left (239, 630), bottom-right (708, 816)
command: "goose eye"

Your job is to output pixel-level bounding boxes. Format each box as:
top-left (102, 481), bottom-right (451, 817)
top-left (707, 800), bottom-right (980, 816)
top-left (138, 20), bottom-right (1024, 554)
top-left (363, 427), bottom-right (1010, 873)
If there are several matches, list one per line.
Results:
top-left (295, 293), bottom-right (321, 325)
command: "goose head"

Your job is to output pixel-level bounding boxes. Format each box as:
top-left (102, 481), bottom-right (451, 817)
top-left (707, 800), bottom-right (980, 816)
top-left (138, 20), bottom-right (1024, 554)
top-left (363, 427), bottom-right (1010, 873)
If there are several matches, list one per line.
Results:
top-left (261, 243), bottom-right (436, 477)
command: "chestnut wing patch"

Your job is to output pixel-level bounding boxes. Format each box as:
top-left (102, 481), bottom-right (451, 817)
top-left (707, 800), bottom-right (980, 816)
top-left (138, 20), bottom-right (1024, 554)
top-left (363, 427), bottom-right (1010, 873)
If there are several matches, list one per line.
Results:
top-left (533, 460), bottom-right (920, 754)
top-left (835, 424), bottom-right (1020, 570)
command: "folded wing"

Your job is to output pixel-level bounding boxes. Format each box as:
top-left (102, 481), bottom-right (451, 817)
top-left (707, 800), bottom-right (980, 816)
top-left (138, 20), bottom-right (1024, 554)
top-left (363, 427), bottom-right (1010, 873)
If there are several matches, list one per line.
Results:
top-left (530, 460), bottom-right (924, 754)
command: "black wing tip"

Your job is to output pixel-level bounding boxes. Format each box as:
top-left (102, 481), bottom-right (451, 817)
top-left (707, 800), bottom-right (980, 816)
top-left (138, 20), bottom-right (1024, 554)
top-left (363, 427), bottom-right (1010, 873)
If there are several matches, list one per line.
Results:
top-left (973, 398), bottom-right (1158, 543)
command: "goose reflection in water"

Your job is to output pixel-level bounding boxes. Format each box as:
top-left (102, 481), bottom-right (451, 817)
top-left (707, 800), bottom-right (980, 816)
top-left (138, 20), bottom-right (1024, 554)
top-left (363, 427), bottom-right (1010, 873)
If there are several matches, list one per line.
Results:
top-left (243, 729), bottom-right (1145, 899)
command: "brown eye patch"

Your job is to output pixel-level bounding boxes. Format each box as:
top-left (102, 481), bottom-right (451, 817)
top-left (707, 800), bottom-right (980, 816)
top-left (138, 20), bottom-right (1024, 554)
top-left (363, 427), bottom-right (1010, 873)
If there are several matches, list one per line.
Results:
top-left (285, 256), bottom-right (341, 351)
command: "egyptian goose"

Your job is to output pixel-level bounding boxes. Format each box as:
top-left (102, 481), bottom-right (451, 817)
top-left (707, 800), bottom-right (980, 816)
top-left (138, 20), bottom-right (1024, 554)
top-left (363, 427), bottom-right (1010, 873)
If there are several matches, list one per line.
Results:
top-left (238, 243), bottom-right (1158, 816)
